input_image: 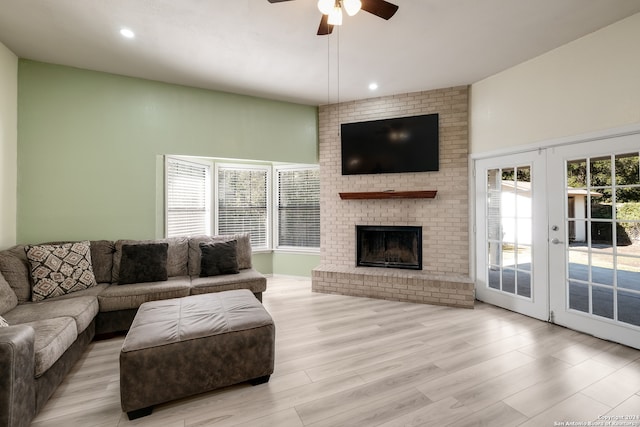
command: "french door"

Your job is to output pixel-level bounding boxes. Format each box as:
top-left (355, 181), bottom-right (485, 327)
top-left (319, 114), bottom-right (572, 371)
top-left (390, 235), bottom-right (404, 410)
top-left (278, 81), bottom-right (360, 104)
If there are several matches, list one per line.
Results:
top-left (475, 132), bottom-right (640, 349)
top-left (547, 135), bottom-right (640, 349)
top-left (475, 150), bottom-right (549, 321)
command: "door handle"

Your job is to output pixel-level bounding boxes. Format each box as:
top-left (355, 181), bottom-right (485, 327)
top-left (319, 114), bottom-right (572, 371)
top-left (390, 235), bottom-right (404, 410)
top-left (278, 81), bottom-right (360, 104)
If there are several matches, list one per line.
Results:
top-left (551, 238), bottom-right (564, 245)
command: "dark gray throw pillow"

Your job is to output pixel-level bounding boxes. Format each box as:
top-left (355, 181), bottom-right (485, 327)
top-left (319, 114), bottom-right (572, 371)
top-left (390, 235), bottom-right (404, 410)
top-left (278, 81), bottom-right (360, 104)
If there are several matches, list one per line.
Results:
top-left (118, 243), bottom-right (168, 285)
top-left (200, 240), bottom-right (239, 277)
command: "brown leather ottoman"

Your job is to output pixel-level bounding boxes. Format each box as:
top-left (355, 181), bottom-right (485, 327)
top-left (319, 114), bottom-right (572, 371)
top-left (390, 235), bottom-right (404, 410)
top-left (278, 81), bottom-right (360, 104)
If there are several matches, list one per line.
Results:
top-left (119, 289), bottom-right (275, 419)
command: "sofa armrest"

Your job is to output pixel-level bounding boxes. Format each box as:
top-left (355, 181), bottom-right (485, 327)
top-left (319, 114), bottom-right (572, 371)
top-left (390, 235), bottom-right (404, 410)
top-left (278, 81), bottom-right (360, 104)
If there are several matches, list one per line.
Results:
top-left (0, 324), bottom-right (36, 427)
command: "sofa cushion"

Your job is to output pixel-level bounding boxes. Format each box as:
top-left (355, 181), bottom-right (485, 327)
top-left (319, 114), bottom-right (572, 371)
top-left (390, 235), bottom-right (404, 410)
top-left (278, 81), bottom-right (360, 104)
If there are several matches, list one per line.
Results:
top-left (190, 268), bottom-right (267, 295)
top-left (199, 240), bottom-right (239, 277)
top-left (97, 276), bottom-right (192, 312)
top-left (0, 271), bottom-right (18, 314)
top-left (0, 245), bottom-right (32, 303)
top-left (118, 243), bottom-right (168, 285)
top-left (112, 237), bottom-right (188, 283)
top-left (25, 241), bottom-right (97, 302)
top-left (21, 317), bottom-right (78, 377)
top-left (188, 233), bottom-right (252, 276)
top-left (0, 315), bottom-right (7, 327)
top-left (3, 296), bottom-right (98, 335)
top-left (89, 240), bottom-right (115, 284)
top-left (30, 283), bottom-right (109, 302)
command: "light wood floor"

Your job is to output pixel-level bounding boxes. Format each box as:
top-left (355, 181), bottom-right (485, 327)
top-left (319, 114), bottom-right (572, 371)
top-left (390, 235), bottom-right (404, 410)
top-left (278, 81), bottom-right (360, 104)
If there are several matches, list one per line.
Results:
top-left (32, 276), bottom-right (640, 427)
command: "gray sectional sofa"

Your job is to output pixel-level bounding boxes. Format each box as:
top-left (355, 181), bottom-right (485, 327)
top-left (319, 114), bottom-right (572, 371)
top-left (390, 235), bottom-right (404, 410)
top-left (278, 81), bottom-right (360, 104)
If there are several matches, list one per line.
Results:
top-left (0, 234), bottom-right (266, 427)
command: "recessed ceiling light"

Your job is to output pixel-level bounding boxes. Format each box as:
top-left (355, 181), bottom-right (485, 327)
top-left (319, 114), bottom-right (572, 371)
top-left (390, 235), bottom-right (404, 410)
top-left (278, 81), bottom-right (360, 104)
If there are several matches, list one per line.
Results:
top-left (368, 82), bottom-right (378, 91)
top-left (120, 28), bottom-right (135, 39)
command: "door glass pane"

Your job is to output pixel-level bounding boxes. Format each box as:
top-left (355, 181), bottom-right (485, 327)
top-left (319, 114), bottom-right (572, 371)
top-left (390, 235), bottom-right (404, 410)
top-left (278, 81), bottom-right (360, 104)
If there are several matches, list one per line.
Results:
top-left (517, 271), bottom-right (531, 298)
top-left (487, 169), bottom-right (501, 241)
top-left (615, 153), bottom-right (639, 186)
top-left (616, 222), bottom-right (638, 248)
top-left (502, 268), bottom-right (515, 294)
top-left (502, 243), bottom-right (515, 267)
top-left (568, 250), bottom-right (589, 281)
top-left (517, 220), bottom-right (532, 244)
top-left (569, 281), bottom-right (589, 313)
top-left (501, 168), bottom-right (515, 182)
top-left (591, 254), bottom-right (614, 287)
top-left (488, 169), bottom-right (500, 191)
top-left (616, 188), bottom-right (640, 204)
top-left (568, 220), bottom-right (587, 244)
top-left (516, 245), bottom-right (531, 271)
top-left (501, 218), bottom-right (516, 244)
top-left (616, 256), bottom-right (640, 290)
top-left (488, 265), bottom-right (500, 289)
top-left (488, 241), bottom-right (500, 267)
top-left (590, 190), bottom-right (613, 219)
top-left (488, 240), bottom-right (501, 289)
top-left (567, 197), bottom-right (576, 220)
top-left (592, 285), bottom-right (614, 319)
top-left (590, 156), bottom-right (612, 187)
top-left (618, 290), bottom-right (640, 327)
top-left (567, 159), bottom-right (587, 188)
top-left (591, 221), bottom-right (613, 245)
top-left (517, 166), bottom-right (531, 183)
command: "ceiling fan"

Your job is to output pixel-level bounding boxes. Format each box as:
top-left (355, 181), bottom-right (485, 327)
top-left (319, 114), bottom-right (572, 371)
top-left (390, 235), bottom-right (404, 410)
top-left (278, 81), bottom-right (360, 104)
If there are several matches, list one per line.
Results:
top-left (267, 0), bottom-right (399, 35)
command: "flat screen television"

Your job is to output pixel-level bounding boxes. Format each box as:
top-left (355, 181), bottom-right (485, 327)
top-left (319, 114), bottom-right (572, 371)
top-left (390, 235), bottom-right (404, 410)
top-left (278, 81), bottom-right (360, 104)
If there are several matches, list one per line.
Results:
top-left (341, 113), bottom-right (439, 175)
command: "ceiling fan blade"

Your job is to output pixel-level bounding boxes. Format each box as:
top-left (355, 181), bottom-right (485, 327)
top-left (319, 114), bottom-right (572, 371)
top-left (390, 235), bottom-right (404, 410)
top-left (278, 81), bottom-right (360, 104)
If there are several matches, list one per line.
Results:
top-left (267, 0), bottom-right (294, 3)
top-left (360, 0), bottom-right (399, 20)
top-left (317, 14), bottom-right (334, 35)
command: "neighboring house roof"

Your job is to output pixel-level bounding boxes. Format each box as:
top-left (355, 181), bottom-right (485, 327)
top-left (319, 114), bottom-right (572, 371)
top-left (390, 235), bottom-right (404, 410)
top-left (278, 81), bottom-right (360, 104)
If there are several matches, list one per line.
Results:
top-left (567, 188), bottom-right (603, 197)
top-left (500, 181), bottom-right (602, 198)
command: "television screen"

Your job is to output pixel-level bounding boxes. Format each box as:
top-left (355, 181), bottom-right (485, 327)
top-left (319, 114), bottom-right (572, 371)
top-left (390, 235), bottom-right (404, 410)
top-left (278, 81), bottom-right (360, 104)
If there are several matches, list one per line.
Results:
top-left (341, 113), bottom-right (439, 175)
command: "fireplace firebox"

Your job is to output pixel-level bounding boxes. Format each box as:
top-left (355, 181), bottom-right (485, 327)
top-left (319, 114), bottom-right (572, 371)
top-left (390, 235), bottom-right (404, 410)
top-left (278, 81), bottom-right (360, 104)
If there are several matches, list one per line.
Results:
top-left (356, 225), bottom-right (422, 270)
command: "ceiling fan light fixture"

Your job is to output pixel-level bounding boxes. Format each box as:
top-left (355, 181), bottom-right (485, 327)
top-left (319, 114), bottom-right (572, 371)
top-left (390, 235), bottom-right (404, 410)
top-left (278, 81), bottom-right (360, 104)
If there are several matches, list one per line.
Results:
top-left (119, 28), bottom-right (135, 39)
top-left (343, 0), bottom-right (361, 16)
top-left (317, 0), bottom-right (334, 15)
top-left (328, 5), bottom-right (343, 25)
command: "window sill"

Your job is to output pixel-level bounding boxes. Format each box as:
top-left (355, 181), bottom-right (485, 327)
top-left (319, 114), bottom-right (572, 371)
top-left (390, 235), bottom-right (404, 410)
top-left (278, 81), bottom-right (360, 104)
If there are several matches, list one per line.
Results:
top-left (251, 248), bottom-right (273, 255)
top-left (274, 247), bottom-right (320, 255)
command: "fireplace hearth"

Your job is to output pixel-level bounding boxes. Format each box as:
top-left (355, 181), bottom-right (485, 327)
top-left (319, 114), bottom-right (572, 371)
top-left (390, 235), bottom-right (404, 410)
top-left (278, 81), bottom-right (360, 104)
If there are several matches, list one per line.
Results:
top-left (356, 225), bottom-right (422, 270)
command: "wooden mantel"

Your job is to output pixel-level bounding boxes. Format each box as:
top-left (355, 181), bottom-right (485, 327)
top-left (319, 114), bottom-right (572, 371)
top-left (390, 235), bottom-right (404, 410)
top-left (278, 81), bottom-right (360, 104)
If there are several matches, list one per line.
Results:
top-left (339, 190), bottom-right (437, 200)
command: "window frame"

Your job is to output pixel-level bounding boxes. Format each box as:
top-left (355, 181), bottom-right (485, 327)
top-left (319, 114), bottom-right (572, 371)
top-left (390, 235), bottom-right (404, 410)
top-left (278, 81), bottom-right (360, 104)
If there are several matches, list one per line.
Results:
top-left (164, 156), bottom-right (213, 238)
top-left (165, 157), bottom-right (321, 254)
top-left (214, 162), bottom-right (272, 251)
top-left (273, 164), bottom-right (321, 253)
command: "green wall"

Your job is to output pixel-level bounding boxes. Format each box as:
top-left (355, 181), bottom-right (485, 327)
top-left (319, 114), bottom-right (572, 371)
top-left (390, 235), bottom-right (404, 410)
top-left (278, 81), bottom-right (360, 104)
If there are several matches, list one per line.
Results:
top-left (273, 252), bottom-right (320, 276)
top-left (0, 42), bottom-right (17, 250)
top-left (17, 60), bottom-right (320, 275)
top-left (252, 253), bottom-right (274, 276)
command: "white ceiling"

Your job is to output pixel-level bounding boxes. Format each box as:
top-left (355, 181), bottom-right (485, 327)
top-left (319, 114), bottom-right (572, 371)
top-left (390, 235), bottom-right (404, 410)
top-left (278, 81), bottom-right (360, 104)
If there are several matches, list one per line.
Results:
top-left (1, 0), bottom-right (639, 106)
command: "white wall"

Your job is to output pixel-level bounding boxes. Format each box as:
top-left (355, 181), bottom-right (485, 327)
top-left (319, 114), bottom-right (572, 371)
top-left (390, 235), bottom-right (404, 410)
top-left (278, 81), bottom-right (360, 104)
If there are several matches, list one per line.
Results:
top-left (470, 13), bottom-right (640, 154)
top-left (0, 42), bottom-right (18, 249)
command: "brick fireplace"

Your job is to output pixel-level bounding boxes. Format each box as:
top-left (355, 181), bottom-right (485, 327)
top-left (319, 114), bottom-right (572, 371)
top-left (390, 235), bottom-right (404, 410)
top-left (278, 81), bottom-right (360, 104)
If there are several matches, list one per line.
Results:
top-left (312, 86), bottom-right (474, 309)
top-left (357, 225), bottom-right (422, 270)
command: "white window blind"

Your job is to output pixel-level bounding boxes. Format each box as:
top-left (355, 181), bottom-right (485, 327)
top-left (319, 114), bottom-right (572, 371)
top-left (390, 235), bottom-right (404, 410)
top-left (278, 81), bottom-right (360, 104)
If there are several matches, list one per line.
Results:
top-left (276, 167), bottom-right (320, 249)
top-left (216, 166), bottom-right (269, 248)
top-left (166, 157), bottom-right (211, 237)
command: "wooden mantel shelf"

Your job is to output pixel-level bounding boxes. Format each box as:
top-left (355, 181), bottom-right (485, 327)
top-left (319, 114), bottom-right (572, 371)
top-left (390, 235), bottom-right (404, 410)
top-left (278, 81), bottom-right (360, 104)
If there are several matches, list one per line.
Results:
top-left (339, 190), bottom-right (437, 200)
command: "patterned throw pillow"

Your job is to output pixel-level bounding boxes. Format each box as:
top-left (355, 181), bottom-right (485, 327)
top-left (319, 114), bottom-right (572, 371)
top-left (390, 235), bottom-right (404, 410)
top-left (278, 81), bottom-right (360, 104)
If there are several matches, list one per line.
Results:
top-left (0, 315), bottom-right (8, 327)
top-left (25, 241), bottom-right (97, 301)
